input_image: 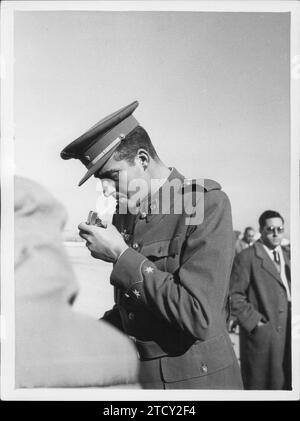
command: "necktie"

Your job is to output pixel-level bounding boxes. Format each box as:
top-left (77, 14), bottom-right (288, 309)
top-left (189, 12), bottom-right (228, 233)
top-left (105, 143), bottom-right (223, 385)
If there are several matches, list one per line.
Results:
top-left (273, 249), bottom-right (281, 273)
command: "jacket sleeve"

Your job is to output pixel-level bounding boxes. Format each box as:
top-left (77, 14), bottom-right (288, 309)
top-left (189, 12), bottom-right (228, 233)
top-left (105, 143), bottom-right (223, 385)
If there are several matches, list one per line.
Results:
top-left (100, 213), bottom-right (125, 332)
top-left (110, 190), bottom-right (234, 341)
top-left (101, 304), bottom-right (124, 332)
top-left (229, 252), bottom-right (264, 332)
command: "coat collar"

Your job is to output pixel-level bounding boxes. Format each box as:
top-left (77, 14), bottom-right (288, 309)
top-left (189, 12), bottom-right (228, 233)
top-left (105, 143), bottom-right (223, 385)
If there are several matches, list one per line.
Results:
top-left (114, 168), bottom-right (185, 235)
top-left (139, 167), bottom-right (185, 224)
top-left (254, 240), bottom-right (285, 286)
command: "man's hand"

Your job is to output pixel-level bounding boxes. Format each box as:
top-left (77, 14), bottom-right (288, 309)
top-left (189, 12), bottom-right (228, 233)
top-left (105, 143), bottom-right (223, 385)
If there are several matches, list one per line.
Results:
top-left (78, 221), bottom-right (128, 263)
top-left (229, 319), bottom-right (238, 333)
top-left (251, 319), bottom-right (267, 334)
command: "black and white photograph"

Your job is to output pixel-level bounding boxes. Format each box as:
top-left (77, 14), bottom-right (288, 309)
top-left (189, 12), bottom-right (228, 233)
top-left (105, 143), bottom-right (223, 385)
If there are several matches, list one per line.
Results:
top-left (1, 0), bottom-right (300, 402)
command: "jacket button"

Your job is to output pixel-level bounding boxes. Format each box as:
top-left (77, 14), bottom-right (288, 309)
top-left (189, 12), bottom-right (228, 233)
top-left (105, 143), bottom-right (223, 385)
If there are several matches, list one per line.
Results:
top-left (132, 243), bottom-right (139, 250)
top-left (277, 326), bottom-right (282, 332)
top-left (278, 308), bottom-right (284, 313)
top-left (128, 312), bottom-right (135, 321)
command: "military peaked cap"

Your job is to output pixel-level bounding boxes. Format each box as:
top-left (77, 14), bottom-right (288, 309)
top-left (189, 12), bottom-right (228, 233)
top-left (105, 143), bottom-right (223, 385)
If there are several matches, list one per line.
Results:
top-left (60, 101), bottom-right (139, 186)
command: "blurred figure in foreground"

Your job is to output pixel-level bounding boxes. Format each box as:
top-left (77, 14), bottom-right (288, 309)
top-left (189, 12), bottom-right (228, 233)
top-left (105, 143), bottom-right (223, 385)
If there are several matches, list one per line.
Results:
top-left (15, 176), bottom-right (139, 388)
top-left (230, 210), bottom-right (291, 390)
top-left (235, 226), bottom-right (255, 255)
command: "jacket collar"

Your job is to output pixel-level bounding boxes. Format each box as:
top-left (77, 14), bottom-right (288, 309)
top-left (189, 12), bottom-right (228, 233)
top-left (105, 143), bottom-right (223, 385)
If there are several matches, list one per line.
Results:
top-left (139, 167), bottom-right (185, 223)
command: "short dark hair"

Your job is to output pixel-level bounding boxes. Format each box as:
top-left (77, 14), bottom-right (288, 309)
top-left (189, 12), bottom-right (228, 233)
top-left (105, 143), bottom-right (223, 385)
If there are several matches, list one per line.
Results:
top-left (113, 126), bottom-right (158, 165)
top-left (259, 210), bottom-right (284, 230)
top-left (244, 226), bottom-right (254, 234)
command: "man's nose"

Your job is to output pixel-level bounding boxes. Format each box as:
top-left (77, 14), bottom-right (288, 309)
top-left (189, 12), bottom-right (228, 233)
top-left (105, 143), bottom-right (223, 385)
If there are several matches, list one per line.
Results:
top-left (101, 180), bottom-right (116, 197)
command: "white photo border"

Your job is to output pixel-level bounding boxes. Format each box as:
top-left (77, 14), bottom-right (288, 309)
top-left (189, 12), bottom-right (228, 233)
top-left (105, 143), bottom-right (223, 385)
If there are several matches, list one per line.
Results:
top-left (1, 0), bottom-right (300, 401)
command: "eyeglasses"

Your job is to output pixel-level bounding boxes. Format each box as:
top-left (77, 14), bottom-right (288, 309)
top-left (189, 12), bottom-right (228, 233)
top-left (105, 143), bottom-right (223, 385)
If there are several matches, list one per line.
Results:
top-left (265, 226), bottom-right (284, 234)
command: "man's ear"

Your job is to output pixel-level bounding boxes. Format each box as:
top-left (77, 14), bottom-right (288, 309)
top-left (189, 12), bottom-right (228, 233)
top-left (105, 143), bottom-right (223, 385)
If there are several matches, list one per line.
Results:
top-left (136, 149), bottom-right (150, 169)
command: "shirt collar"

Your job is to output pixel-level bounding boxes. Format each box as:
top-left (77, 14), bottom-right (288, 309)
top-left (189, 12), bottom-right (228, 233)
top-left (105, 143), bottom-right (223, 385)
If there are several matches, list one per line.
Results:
top-left (262, 242), bottom-right (281, 258)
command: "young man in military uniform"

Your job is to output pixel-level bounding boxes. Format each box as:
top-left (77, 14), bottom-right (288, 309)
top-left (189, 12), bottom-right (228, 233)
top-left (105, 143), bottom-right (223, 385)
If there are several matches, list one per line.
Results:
top-left (61, 101), bottom-right (243, 389)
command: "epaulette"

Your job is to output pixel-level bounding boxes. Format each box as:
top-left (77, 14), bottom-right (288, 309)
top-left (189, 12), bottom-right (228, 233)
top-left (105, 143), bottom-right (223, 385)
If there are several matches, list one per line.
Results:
top-left (203, 179), bottom-right (222, 192)
top-left (181, 178), bottom-right (221, 194)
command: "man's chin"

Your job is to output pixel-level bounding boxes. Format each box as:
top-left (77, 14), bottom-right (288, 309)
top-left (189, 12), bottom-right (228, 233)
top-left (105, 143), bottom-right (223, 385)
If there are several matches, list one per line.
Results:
top-left (270, 241), bottom-right (281, 248)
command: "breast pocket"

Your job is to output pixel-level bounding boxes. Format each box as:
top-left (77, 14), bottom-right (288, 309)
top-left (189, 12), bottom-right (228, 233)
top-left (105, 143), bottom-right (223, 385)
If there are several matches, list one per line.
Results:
top-left (141, 239), bottom-right (180, 273)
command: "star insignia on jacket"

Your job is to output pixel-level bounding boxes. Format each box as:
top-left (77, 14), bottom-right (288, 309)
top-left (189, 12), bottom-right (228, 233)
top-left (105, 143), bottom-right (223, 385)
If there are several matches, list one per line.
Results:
top-left (133, 289), bottom-right (141, 298)
top-left (120, 230), bottom-right (130, 241)
top-left (144, 266), bottom-right (154, 274)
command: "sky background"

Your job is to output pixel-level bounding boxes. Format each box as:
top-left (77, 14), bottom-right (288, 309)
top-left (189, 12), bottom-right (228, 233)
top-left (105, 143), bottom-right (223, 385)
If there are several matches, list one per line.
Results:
top-left (14, 11), bottom-right (290, 237)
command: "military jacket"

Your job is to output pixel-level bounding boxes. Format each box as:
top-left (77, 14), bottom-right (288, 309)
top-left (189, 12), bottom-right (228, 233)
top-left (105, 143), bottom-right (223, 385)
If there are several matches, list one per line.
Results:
top-left (103, 168), bottom-right (242, 388)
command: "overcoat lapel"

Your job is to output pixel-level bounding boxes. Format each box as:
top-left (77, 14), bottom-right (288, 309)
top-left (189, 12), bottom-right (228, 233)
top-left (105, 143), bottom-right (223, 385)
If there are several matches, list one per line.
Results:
top-left (282, 248), bottom-right (291, 273)
top-left (282, 248), bottom-right (291, 289)
top-left (254, 240), bottom-right (284, 287)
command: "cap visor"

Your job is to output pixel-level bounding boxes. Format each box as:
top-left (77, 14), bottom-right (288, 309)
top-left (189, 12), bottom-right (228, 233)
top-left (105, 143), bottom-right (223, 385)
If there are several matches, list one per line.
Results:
top-left (78, 148), bottom-right (117, 186)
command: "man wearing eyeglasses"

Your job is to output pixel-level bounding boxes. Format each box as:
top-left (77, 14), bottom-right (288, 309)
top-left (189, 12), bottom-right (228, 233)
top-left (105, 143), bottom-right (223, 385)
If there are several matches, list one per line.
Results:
top-left (230, 210), bottom-right (291, 390)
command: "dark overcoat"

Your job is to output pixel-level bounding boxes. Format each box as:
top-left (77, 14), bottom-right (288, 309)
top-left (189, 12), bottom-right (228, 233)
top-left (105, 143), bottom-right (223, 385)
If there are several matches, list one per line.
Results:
top-left (103, 168), bottom-right (243, 389)
top-left (230, 240), bottom-right (291, 390)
